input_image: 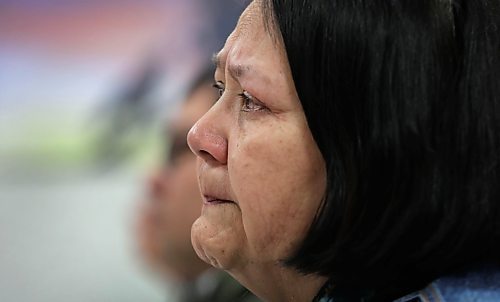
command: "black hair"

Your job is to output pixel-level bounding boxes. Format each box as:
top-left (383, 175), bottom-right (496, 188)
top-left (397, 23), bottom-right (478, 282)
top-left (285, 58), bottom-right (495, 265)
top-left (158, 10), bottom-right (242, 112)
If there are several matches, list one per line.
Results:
top-left (262, 0), bottom-right (500, 299)
top-left (164, 65), bottom-right (216, 166)
top-left (185, 64), bottom-right (216, 100)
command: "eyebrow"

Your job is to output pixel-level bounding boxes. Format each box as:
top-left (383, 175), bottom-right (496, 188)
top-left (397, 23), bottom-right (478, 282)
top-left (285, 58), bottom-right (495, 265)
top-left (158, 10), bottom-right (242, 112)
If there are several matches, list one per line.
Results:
top-left (212, 52), bottom-right (250, 80)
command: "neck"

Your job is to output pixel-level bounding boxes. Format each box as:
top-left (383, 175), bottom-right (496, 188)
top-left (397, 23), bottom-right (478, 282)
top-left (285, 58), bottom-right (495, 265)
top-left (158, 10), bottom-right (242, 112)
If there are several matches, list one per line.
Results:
top-left (230, 262), bottom-right (327, 302)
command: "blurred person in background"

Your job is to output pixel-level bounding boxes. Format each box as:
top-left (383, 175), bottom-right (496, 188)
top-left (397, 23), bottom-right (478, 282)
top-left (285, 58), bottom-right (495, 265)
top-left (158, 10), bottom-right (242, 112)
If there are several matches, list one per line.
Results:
top-left (135, 67), bottom-right (260, 302)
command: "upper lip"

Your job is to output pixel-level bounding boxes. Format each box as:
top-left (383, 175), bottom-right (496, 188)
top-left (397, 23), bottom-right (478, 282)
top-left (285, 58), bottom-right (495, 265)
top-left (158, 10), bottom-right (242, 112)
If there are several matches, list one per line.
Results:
top-left (200, 187), bottom-right (236, 203)
top-left (199, 172), bottom-right (236, 204)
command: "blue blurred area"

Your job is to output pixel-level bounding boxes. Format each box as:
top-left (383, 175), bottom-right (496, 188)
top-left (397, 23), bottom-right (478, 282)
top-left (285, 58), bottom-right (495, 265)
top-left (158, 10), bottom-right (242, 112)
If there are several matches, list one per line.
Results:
top-left (0, 1), bottom-right (244, 301)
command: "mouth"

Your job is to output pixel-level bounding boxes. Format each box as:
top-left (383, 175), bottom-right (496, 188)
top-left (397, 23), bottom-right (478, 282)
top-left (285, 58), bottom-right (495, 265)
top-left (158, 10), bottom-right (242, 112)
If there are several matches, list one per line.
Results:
top-left (203, 195), bottom-right (235, 205)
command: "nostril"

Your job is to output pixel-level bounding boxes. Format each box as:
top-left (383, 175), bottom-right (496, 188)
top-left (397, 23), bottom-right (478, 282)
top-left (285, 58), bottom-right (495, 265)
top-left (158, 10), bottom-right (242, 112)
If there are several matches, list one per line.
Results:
top-left (199, 149), bottom-right (217, 163)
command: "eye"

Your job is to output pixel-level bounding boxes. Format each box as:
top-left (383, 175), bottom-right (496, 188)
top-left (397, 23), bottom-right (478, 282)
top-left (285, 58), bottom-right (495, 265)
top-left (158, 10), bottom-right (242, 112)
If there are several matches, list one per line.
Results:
top-left (212, 81), bottom-right (225, 99)
top-left (239, 91), bottom-right (267, 112)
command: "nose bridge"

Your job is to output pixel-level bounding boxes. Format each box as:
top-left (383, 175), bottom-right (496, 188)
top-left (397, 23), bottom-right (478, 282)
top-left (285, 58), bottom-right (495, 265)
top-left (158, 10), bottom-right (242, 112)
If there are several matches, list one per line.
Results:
top-left (187, 107), bottom-right (228, 165)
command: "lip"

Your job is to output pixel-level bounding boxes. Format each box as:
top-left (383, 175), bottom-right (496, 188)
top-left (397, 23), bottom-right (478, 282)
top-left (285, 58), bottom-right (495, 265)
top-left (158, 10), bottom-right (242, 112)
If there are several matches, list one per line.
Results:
top-left (202, 195), bottom-right (235, 205)
top-left (198, 166), bottom-right (236, 205)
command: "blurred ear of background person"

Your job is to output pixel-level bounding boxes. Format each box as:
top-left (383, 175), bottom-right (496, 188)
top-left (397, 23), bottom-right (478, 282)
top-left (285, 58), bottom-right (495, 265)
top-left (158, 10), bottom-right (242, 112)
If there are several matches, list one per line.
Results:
top-left (136, 67), bottom-right (260, 302)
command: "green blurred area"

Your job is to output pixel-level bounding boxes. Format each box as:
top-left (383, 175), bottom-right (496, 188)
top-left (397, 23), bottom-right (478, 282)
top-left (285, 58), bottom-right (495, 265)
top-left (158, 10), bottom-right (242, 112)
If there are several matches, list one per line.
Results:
top-left (0, 110), bottom-right (163, 176)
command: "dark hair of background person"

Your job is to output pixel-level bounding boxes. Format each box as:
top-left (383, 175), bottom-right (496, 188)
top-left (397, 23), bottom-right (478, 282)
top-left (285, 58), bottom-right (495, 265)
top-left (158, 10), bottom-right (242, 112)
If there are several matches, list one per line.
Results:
top-left (185, 65), bottom-right (216, 100)
top-left (262, 0), bottom-right (500, 300)
top-left (165, 65), bottom-right (215, 166)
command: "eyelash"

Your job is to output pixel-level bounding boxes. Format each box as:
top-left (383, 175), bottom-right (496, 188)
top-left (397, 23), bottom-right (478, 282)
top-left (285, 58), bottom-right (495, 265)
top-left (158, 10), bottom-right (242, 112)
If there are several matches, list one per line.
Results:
top-left (212, 82), bottom-right (225, 99)
top-left (212, 81), bottom-right (267, 112)
top-left (238, 91), bottom-right (266, 112)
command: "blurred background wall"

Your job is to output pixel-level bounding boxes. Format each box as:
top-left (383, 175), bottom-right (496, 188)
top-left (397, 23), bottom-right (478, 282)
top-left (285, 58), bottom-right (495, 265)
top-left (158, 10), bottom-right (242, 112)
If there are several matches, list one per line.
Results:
top-left (0, 0), bottom-right (245, 301)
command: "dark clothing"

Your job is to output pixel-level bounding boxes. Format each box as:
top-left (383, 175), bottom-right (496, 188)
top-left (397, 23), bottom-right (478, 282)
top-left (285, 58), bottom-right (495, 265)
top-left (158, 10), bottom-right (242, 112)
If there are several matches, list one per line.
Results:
top-left (318, 265), bottom-right (500, 302)
top-left (394, 265), bottom-right (500, 302)
top-left (179, 270), bottom-right (260, 302)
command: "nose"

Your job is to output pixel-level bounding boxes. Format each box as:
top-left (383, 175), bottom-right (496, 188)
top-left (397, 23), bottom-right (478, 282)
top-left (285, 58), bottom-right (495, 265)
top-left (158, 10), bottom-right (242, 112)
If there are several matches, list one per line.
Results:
top-left (187, 113), bottom-right (228, 165)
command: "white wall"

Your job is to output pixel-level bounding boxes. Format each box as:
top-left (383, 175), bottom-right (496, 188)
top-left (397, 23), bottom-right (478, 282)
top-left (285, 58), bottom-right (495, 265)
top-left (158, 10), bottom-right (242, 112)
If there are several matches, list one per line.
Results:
top-left (0, 173), bottom-right (169, 302)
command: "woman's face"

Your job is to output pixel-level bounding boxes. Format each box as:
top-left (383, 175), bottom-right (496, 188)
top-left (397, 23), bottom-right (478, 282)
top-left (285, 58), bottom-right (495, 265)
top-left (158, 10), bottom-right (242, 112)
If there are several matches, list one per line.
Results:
top-left (187, 0), bottom-right (326, 275)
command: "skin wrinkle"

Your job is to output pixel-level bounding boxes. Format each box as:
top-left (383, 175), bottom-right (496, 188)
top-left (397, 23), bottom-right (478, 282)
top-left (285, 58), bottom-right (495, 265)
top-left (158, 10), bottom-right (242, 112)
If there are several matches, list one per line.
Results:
top-left (214, 39), bottom-right (290, 117)
top-left (229, 47), bottom-right (287, 113)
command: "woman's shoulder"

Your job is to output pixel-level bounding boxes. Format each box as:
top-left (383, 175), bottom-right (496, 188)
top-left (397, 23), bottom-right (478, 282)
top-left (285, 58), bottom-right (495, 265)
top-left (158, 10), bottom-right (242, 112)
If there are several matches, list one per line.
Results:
top-left (394, 264), bottom-right (500, 302)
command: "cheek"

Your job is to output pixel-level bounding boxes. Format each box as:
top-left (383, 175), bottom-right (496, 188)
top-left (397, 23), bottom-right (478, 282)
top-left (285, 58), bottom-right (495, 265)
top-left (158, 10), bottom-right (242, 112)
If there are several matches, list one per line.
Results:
top-left (229, 122), bottom-right (326, 260)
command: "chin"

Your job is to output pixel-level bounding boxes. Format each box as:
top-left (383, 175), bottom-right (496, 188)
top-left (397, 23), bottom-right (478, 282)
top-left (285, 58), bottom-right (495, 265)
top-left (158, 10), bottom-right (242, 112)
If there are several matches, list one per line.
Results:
top-left (190, 214), bottom-right (244, 270)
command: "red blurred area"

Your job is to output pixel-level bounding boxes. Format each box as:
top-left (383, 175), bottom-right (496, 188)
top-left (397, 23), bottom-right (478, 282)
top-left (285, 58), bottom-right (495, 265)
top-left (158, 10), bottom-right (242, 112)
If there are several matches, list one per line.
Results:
top-left (0, 1), bottom-right (201, 60)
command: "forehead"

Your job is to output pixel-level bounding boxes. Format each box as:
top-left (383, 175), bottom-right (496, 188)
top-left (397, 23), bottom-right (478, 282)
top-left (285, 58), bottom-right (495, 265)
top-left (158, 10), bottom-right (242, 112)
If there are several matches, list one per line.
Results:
top-left (236, 1), bottom-right (262, 36)
top-left (220, 1), bottom-right (267, 61)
